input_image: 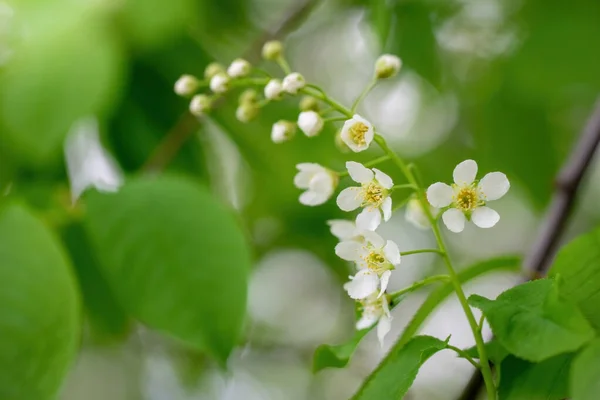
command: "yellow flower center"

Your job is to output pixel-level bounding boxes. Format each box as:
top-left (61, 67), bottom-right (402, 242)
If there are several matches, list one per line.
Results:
top-left (362, 182), bottom-right (386, 207)
top-left (349, 122), bottom-right (369, 146)
top-left (365, 251), bottom-right (386, 273)
top-left (454, 186), bottom-right (481, 212)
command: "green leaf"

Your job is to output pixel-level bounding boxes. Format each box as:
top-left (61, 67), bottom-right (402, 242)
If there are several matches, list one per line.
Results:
top-left (351, 335), bottom-right (447, 399)
top-left (571, 338), bottom-right (600, 400)
top-left (462, 339), bottom-right (508, 366)
top-left (313, 328), bottom-right (370, 373)
top-left (549, 227), bottom-right (600, 332)
top-left (84, 175), bottom-right (251, 363)
top-left (368, 0), bottom-right (394, 49)
top-left (499, 354), bottom-right (572, 400)
top-left (469, 279), bottom-right (594, 362)
top-left (0, 204), bottom-right (80, 399)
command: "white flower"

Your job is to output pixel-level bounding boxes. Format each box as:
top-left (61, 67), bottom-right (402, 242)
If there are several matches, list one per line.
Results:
top-left (282, 72), bottom-right (305, 94)
top-left (227, 58), bottom-right (251, 78)
top-left (174, 74), bottom-right (199, 96)
top-left (294, 163), bottom-right (338, 206)
top-left (375, 54), bottom-right (402, 79)
top-left (327, 219), bottom-right (371, 243)
top-left (271, 120), bottom-right (296, 143)
top-left (337, 230), bottom-right (401, 299)
top-left (340, 114), bottom-right (374, 152)
top-left (262, 40), bottom-right (283, 60)
top-left (405, 197), bottom-right (436, 230)
top-left (336, 161), bottom-right (393, 231)
top-left (264, 79), bottom-right (283, 100)
top-left (65, 117), bottom-right (123, 203)
top-left (297, 111), bottom-right (323, 137)
top-left (210, 72), bottom-right (229, 93)
top-left (189, 94), bottom-right (211, 117)
top-left (356, 293), bottom-right (392, 347)
top-left (426, 159), bottom-right (510, 233)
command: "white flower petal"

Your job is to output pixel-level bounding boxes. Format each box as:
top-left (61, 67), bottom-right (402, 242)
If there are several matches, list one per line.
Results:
top-left (442, 208), bottom-right (466, 233)
top-left (327, 220), bottom-right (356, 241)
top-left (346, 161), bottom-right (373, 184)
top-left (344, 270), bottom-right (379, 299)
top-left (382, 197), bottom-right (392, 221)
top-left (362, 230), bottom-right (385, 248)
top-left (478, 172), bottom-right (510, 201)
top-left (309, 173), bottom-right (335, 196)
top-left (335, 240), bottom-right (364, 261)
top-left (383, 240), bottom-right (401, 266)
top-left (426, 182), bottom-right (454, 208)
top-left (472, 206), bottom-right (500, 228)
top-left (377, 315), bottom-right (392, 347)
top-left (356, 313), bottom-right (378, 330)
top-left (296, 162), bottom-right (322, 173)
top-left (378, 270), bottom-right (392, 298)
top-left (293, 171), bottom-right (312, 189)
top-left (299, 190), bottom-right (328, 206)
top-left (336, 187), bottom-right (363, 211)
top-left (355, 208), bottom-right (382, 231)
top-left (453, 159), bottom-right (478, 186)
top-left (381, 297), bottom-right (390, 317)
top-left (373, 169), bottom-right (393, 189)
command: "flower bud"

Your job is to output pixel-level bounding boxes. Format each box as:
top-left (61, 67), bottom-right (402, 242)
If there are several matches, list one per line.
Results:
top-left (174, 74), bottom-right (199, 97)
top-left (236, 102), bottom-right (259, 123)
top-left (209, 72), bottom-right (229, 94)
top-left (299, 96), bottom-right (319, 111)
top-left (189, 94), bottom-right (211, 116)
top-left (375, 54), bottom-right (402, 79)
top-left (227, 58), bottom-right (251, 78)
top-left (282, 72), bottom-right (305, 94)
top-left (204, 62), bottom-right (225, 80)
top-left (264, 79), bottom-right (283, 100)
top-left (271, 120), bottom-right (296, 144)
top-left (262, 40), bottom-right (283, 61)
top-left (239, 89), bottom-right (259, 104)
top-left (297, 111), bottom-right (323, 137)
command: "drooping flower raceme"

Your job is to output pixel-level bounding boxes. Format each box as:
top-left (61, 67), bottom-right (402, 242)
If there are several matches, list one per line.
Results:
top-left (357, 293), bottom-right (392, 347)
top-left (336, 230), bottom-right (401, 299)
top-left (294, 163), bottom-right (338, 206)
top-left (336, 161), bottom-right (393, 231)
top-left (340, 114), bottom-right (374, 152)
top-left (426, 159), bottom-right (510, 233)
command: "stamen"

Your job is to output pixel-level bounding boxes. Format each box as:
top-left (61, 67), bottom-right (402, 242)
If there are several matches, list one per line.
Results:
top-left (349, 122), bottom-right (369, 146)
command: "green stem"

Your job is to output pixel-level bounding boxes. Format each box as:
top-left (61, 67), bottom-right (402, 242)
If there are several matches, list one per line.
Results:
top-left (323, 116), bottom-right (348, 123)
top-left (446, 344), bottom-right (481, 369)
top-left (229, 77), bottom-right (270, 88)
top-left (351, 78), bottom-right (377, 113)
top-left (301, 87), bottom-right (352, 118)
top-left (400, 248), bottom-right (444, 256)
top-left (391, 184), bottom-right (416, 191)
top-left (276, 57), bottom-right (292, 74)
top-left (387, 274), bottom-right (450, 304)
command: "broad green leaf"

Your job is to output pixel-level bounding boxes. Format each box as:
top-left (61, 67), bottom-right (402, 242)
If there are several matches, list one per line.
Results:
top-left (0, 204), bottom-right (80, 399)
top-left (84, 175), bottom-right (251, 363)
top-left (398, 257), bottom-right (520, 348)
top-left (351, 335), bottom-right (447, 399)
top-left (499, 354), bottom-right (572, 400)
top-left (462, 339), bottom-right (508, 366)
top-left (571, 338), bottom-right (600, 400)
top-left (313, 326), bottom-right (370, 373)
top-left (61, 222), bottom-right (130, 342)
top-left (549, 227), bottom-right (600, 331)
top-left (469, 279), bottom-right (594, 362)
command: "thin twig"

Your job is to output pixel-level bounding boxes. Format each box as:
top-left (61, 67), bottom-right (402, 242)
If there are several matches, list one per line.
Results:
top-left (460, 97), bottom-right (600, 400)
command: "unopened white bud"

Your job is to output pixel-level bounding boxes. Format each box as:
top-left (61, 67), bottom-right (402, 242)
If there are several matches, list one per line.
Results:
top-left (299, 96), bottom-right (319, 111)
top-left (375, 54), bottom-right (402, 79)
top-left (174, 74), bottom-right (199, 97)
top-left (262, 40), bottom-right (283, 60)
top-left (282, 72), bottom-right (305, 94)
top-left (210, 72), bottom-right (229, 94)
top-left (271, 120), bottom-right (296, 143)
top-left (297, 111), bottom-right (323, 137)
top-left (236, 102), bottom-right (259, 123)
top-left (227, 58), bottom-right (251, 78)
top-left (264, 79), bottom-right (283, 100)
top-left (204, 62), bottom-right (225, 80)
top-left (239, 89), bottom-right (259, 104)
top-left (189, 94), bottom-right (211, 116)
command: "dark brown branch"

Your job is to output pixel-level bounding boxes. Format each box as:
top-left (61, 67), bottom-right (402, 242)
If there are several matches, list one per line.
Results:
top-left (459, 98), bottom-right (600, 400)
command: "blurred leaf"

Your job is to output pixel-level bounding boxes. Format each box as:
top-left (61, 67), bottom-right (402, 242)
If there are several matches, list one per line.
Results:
top-left (571, 338), bottom-right (600, 400)
top-left (469, 279), bottom-right (594, 362)
top-left (549, 227), bottom-right (600, 332)
top-left (0, 204), bottom-right (80, 399)
top-left (84, 175), bottom-right (251, 363)
top-left (351, 335), bottom-right (447, 399)
top-left (462, 339), bottom-right (508, 366)
top-left (398, 257), bottom-right (520, 347)
top-left (367, 0), bottom-right (394, 49)
top-left (61, 221), bottom-right (130, 342)
top-left (499, 354), bottom-right (572, 400)
top-left (313, 329), bottom-right (368, 373)
top-left (0, 7), bottom-right (123, 162)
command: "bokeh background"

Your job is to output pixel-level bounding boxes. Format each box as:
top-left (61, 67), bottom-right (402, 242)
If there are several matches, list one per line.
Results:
top-left (1, 0), bottom-right (600, 398)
